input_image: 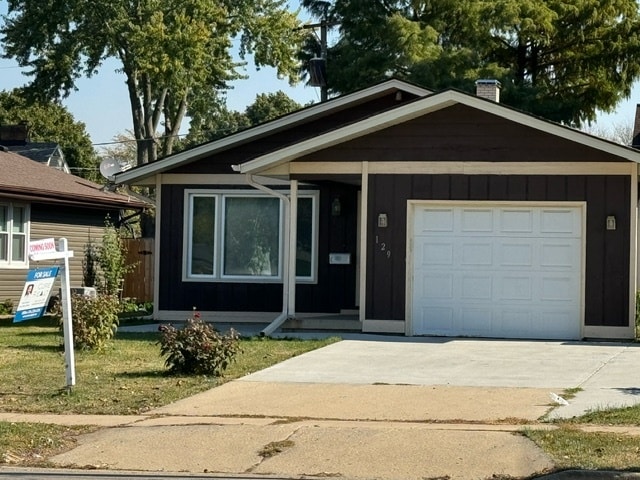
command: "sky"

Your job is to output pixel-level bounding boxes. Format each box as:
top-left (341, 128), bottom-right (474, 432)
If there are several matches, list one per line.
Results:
top-left (1, 1), bottom-right (639, 150)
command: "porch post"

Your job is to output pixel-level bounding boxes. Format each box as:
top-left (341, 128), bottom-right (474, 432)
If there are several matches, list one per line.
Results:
top-left (359, 162), bottom-right (369, 322)
top-left (288, 180), bottom-right (298, 316)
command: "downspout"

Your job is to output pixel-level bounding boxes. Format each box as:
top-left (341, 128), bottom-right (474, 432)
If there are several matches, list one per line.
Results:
top-left (244, 174), bottom-right (294, 336)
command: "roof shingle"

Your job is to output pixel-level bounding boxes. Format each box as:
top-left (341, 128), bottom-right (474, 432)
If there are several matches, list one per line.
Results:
top-left (0, 150), bottom-right (149, 210)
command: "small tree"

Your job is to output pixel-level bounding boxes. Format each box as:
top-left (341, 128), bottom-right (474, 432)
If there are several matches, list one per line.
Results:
top-left (97, 216), bottom-right (132, 296)
top-left (82, 238), bottom-right (99, 288)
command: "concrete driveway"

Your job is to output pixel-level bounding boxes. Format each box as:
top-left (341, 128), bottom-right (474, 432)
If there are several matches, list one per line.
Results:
top-left (153, 335), bottom-right (640, 421)
top-left (48, 336), bottom-right (640, 479)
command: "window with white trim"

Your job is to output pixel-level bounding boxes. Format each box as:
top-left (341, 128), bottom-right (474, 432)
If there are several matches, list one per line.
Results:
top-left (0, 202), bottom-right (29, 267)
top-left (184, 190), bottom-right (318, 282)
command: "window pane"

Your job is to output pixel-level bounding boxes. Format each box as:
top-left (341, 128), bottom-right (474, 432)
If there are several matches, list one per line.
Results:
top-left (191, 196), bottom-right (215, 275)
top-left (12, 207), bottom-right (25, 233)
top-left (0, 233), bottom-right (6, 261)
top-left (296, 197), bottom-right (313, 277)
top-left (12, 234), bottom-right (25, 262)
top-left (0, 206), bottom-right (6, 233)
top-left (224, 197), bottom-right (280, 276)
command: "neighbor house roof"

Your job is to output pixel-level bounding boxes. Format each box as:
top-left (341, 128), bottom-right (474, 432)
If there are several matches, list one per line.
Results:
top-left (115, 78), bottom-right (432, 185)
top-left (0, 149), bottom-right (148, 209)
top-left (237, 88), bottom-right (640, 174)
top-left (5, 142), bottom-right (70, 173)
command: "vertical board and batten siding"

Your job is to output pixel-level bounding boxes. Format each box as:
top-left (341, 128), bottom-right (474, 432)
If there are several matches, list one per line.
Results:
top-left (0, 204), bottom-right (115, 306)
top-left (170, 91), bottom-right (422, 175)
top-left (365, 174), bottom-right (630, 329)
top-left (158, 183), bottom-right (359, 314)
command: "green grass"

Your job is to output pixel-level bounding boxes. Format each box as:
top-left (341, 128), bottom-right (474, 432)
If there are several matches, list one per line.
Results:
top-left (0, 421), bottom-right (95, 466)
top-left (0, 316), bottom-right (339, 415)
top-left (524, 427), bottom-right (640, 471)
top-left (554, 404), bottom-right (640, 426)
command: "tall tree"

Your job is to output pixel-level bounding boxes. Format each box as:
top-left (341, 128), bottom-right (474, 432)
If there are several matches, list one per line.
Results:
top-left (1, 0), bottom-right (304, 166)
top-left (0, 89), bottom-right (98, 180)
top-left (301, 0), bottom-right (640, 126)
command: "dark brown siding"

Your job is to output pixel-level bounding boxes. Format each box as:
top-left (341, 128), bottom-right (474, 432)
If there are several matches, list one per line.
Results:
top-left (169, 92), bottom-right (421, 175)
top-left (158, 183), bottom-right (359, 314)
top-left (366, 174), bottom-right (630, 329)
top-left (297, 104), bottom-right (625, 163)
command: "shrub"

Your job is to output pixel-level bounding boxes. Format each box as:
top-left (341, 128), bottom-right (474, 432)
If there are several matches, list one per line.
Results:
top-left (59, 294), bottom-right (120, 351)
top-left (96, 216), bottom-right (135, 296)
top-left (0, 299), bottom-right (14, 315)
top-left (158, 313), bottom-right (240, 376)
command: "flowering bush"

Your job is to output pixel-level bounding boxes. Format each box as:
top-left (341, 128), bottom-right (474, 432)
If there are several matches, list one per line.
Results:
top-left (158, 312), bottom-right (240, 376)
top-left (58, 294), bottom-right (120, 351)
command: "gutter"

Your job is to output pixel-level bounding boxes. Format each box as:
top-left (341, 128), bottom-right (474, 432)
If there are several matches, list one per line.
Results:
top-left (244, 174), bottom-right (292, 336)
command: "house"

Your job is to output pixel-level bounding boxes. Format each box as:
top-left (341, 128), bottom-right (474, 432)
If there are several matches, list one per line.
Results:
top-left (0, 148), bottom-right (148, 307)
top-left (115, 79), bottom-right (640, 340)
top-left (1, 124), bottom-right (71, 173)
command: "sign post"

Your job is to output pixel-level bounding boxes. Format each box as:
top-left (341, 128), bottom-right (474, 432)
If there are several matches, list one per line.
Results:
top-left (28, 238), bottom-right (76, 389)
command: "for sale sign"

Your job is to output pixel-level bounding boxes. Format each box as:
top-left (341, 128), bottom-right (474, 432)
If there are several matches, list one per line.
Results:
top-left (14, 267), bottom-right (59, 322)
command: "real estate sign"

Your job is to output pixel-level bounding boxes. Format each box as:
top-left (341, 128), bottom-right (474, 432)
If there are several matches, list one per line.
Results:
top-left (14, 267), bottom-right (59, 322)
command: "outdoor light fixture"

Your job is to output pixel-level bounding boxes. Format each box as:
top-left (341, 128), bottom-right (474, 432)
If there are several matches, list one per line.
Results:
top-left (606, 215), bottom-right (617, 231)
top-left (331, 197), bottom-right (341, 216)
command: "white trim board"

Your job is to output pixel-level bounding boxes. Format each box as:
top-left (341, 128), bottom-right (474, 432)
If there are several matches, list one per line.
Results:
top-left (285, 162), bottom-right (635, 176)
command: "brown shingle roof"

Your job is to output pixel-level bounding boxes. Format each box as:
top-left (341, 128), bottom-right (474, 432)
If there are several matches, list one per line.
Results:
top-left (0, 150), bottom-right (149, 209)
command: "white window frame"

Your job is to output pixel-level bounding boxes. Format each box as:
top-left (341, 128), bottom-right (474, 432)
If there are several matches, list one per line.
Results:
top-left (183, 189), bottom-right (319, 283)
top-left (0, 201), bottom-right (30, 269)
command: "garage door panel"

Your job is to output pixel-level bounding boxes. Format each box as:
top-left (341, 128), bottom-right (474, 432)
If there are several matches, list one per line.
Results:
top-left (461, 308), bottom-right (492, 333)
top-left (420, 306), bottom-right (454, 332)
top-left (416, 208), bottom-right (454, 233)
top-left (499, 241), bottom-right (534, 267)
top-left (541, 276), bottom-right (578, 301)
top-left (499, 275), bottom-right (533, 301)
top-left (540, 241), bottom-right (580, 268)
top-left (420, 242), bottom-right (453, 265)
top-left (541, 209), bottom-right (579, 235)
top-left (461, 209), bottom-right (494, 232)
top-left (500, 209), bottom-right (534, 233)
top-left (461, 276), bottom-right (492, 300)
top-left (461, 242), bottom-right (493, 266)
top-left (416, 272), bottom-right (454, 299)
top-left (412, 204), bottom-right (583, 340)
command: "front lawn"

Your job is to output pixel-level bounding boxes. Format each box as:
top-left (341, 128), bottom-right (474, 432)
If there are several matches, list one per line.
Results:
top-left (0, 316), bottom-right (339, 415)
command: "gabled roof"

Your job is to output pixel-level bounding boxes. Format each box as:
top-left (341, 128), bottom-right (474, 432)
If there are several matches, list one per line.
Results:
top-left (238, 89), bottom-right (640, 174)
top-left (115, 78), bottom-right (432, 185)
top-left (5, 142), bottom-right (71, 173)
top-left (0, 149), bottom-right (148, 209)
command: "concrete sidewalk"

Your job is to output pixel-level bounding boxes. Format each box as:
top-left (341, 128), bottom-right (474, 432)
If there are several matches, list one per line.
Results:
top-left (5, 336), bottom-right (640, 479)
top-left (45, 383), bottom-right (557, 479)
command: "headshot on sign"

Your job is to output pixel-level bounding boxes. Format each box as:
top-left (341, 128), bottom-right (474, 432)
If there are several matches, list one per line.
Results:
top-left (25, 284), bottom-right (34, 295)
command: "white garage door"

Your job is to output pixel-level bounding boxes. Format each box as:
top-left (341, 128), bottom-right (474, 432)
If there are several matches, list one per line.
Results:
top-left (411, 203), bottom-right (583, 340)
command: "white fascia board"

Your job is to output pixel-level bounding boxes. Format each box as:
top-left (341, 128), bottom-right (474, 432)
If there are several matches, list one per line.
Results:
top-left (239, 90), bottom-right (640, 174)
top-left (115, 79), bottom-right (432, 185)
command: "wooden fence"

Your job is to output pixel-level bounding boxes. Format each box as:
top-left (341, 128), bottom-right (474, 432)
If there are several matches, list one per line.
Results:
top-left (122, 238), bottom-right (154, 303)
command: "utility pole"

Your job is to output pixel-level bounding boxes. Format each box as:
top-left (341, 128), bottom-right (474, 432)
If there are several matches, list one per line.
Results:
top-left (301, 19), bottom-right (335, 102)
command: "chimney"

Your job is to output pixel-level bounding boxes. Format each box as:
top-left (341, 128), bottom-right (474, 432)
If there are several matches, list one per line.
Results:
top-left (632, 104), bottom-right (640, 148)
top-left (0, 124), bottom-right (29, 146)
top-left (475, 79), bottom-right (501, 103)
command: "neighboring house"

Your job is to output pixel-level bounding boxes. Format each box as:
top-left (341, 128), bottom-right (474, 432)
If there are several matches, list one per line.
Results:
top-left (115, 78), bottom-right (640, 341)
top-left (0, 148), bottom-right (148, 307)
top-left (0, 125), bottom-right (71, 173)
